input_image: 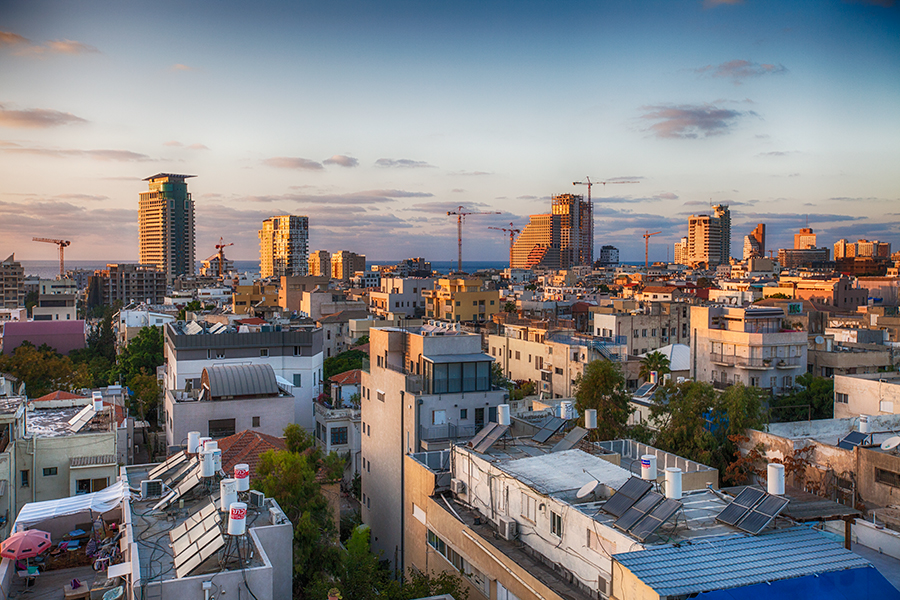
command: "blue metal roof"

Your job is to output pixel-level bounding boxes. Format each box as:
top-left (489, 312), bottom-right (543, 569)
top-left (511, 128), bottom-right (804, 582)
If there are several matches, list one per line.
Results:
top-left (612, 527), bottom-right (871, 597)
top-left (697, 566), bottom-right (900, 600)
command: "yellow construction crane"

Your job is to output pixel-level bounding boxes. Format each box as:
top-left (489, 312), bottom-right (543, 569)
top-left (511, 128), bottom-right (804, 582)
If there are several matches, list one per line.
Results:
top-left (643, 231), bottom-right (662, 269)
top-left (573, 177), bottom-right (639, 263)
top-left (32, 237), bottom-right (71, 279)
top-left (488, 223), bottom-right (522, 269)
top-left (447, 206), bottom-right (501, 273)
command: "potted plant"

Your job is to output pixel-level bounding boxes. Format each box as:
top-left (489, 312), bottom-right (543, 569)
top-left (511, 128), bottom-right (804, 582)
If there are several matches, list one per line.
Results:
top-left (328, 588), bottom-right (343, 600)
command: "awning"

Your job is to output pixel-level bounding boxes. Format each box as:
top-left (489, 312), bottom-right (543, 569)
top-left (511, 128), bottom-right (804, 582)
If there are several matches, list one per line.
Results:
top-left (697, 567), bottom-right (900, 600)
top-left (13, 480), bottom-right (129, 530)
top-left (424, 353), bottom-right (493, 364)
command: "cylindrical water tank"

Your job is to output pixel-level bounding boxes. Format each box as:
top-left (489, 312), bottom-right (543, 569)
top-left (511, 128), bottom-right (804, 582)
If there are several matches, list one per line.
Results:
top-left (768, 463), bottom-right (785, 495)
top-left (92, 394), bottom-right (104, 412)
top-left (187, 431), bottom-right (201, 454)
top-left (200, 450), bottom-right (215, 477)
top-left (641, 455), bottom-right (658, 481)
top-left (228, 502), bottom-right (247, 536)
top-left (198, 437), bottom-right (212, 452)
top-left (560, 401), bottom-right (574, 419)
top-left (220, 479), bottom-right (238, 512)
top-left (212, 448), bottom-right (222, 472)
top-left (204, 440), bottom-right (218, 452)
top-left (649, 370), bottom-right (658, 384)
top-left (859, 415), bottom-right (869, 434)
top-left (665, 468), bottom-right (682, 500)
top-left (585, 409), bottom-right (597, 430)
top-left (234, 464), bottom-right (250, 492)
top-left (498, 404), bottom-right (510, 426)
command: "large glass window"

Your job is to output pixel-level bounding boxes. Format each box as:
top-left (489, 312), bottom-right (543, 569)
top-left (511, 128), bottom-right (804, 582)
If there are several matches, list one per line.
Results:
top-left (426, 360), bottom-right (492, 394)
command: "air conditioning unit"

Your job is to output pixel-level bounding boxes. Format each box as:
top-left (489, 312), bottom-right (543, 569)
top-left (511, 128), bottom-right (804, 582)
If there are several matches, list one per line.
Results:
top-left (141, 479), bottom-right (163, 499)
top-left (498, 515), bottom-right (517, 541)
top-left (450, 478), bottom-right (466, 495)
top-left (249, 489), bottom-right (265, 508)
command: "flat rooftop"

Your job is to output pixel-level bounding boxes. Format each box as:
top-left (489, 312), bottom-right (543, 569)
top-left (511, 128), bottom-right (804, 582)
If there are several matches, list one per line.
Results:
top-left (764, 414), bottom-right (900, 448)
top-left (27, 406), bottom-right (114, 437)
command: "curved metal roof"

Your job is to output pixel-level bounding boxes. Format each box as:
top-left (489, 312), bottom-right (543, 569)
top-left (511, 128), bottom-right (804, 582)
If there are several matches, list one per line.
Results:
top-left (202, 363), bottom-right (278, 399)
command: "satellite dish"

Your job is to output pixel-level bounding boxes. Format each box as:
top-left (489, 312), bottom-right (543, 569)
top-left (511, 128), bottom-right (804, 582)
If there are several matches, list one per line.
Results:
top-left (577, 480), bottom-right (599, 499)
top-left (881, 436), bottom-right (900, 451)
top-left (815, 336), bottom-right (825, 345)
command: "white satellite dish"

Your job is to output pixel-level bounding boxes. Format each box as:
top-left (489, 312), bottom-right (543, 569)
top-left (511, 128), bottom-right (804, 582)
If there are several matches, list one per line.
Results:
top-left (815, 336), bottom-right (825, 345)
top-left (881, 436), bottom-right (900, 451)
top-left (576, 480), bottom-right (599, 499)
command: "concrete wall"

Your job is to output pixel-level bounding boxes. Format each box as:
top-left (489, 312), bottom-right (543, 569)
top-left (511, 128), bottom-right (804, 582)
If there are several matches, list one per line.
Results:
top-left (834, 373), bottom-right (900, 418)
top-left (165, 391), bottom-right (296, 446)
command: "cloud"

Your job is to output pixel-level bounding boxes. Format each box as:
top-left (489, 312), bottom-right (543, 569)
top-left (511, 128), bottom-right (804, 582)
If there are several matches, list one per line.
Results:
top-left (236, 189), bottom-right (430, 206)
top-left (409, 201), bottom-right (493, 214)
top-left (517, 195), bottom-right (538, 200)
top-left (656, 192), bottom-right (679, 200)
top-left (170, 63), bottom-right (194, 71)
top-left (163, 140), bottom-right (183, 147)
top-left (187, 143), bottom-right (209, 151)
top-left (43, 40), bottom-right (100, 55)
top-left (0, 32), bottom-right (100, 55)
top-left (361, 189), bottom-right (433, 198)
top-left (758, 150), bottom-right (795, 157)
top-left (375, 158), bottom-right (436, 169)
top-left (448, 170), bottom-right (492, 176)
top-left (323, 155), bottom-right (358, 167)
top-left (1, 143), bottom-right (151, 161)
top-left (0, 31), bottom-right (29, 47)
top-left (263, 157), bottom-right (324, 170)
top-left (451, 189), bottom-right (466, 193)
top-left (640, 103), bottom-right (757, 139)
top-left (0, 106), bottom-right (87, 128)
top-left (696, 60), bottom-right (787, 83)
top-left (54, 193), bottom-right (108, 202)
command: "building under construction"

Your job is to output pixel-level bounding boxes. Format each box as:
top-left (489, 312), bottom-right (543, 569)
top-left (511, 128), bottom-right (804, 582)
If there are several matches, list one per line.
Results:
top-left (510, 193), bottom-right (592, 270)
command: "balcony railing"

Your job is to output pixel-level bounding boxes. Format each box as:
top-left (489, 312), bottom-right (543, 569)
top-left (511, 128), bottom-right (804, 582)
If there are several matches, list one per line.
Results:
top-left (710, 353), bottom-right (804, 370)
top-left (420, 423), bottom-right (479, 442)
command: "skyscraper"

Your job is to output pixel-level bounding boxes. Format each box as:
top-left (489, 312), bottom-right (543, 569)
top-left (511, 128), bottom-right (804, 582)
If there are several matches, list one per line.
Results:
top-left (598, 245), bottom-right (620, 266)
top-left (258, 215), bottom-right (309, 279)
top-left (331, 250), bottom-right (365, 281)
top-left (794, 227), bottom-right (816, 250)
top-left (552, 193), bottom-right (592, 267)
top-left (713, 204), bottom-right (731, 263)
top-left (687, 214), bottom-right (722, 267)
top-left (510, 213), bottom-right (561, 269)
top-left (674, 237), bottom-right (689, 265)
top-left (139, 173), bottom-right (195, 282)
top-left (743, 223), bottom-right (765, 260)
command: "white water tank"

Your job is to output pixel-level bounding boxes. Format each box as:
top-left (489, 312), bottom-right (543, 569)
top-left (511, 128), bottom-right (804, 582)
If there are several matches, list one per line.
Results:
top-left (859, 415), bottom-right (869, 434)
top-left (649, 371), bottom-right (658, 384)
top-left (92, 392), bottom-right (104, 413)
top-left (204, 440), bottom-right (218, 452)
top-left (665, 468), bottom-right (682, 500)
top-left (234, 464), bottom-right (250, 492)
top-left (228, 502), bottom-right (247, 536)
top-left (198, 437), bottom-right (212, 452)
top-left (560, 401), bottom-right (574, 419)
top-left (187, 431), bottom-right (201, 454)
top-left (498, 404), bottom-right (510, 426)
top-left (212, 448), bottom-right (222, 472)
top-left (200, 450), bottom-right (215, 477)
top-left (641, 455), bottom-right (657, 481)
top-left (767, 463), bottom-right (785, 495)
top-left (220, 479), bottom-right (238, 512)
top-left (585, 409), bottom-right (597, 430)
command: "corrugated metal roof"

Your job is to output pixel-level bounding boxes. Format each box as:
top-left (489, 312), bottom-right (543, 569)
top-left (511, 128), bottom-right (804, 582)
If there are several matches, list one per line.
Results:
top-left (613, 527), bottom-right (871, 597)
top-left (203, 364), bottom-right (278, 399)
top-left (71, 454), bottom-right (117, 467)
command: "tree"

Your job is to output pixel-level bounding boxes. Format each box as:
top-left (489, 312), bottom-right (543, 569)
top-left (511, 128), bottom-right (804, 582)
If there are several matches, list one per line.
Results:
top-left (0, 343), bottom-right (92, 398)
top-left (323, 349), bottom-right (366, 380)
top-left (503, 301), bottom-right (517, 313)
top-left (284, 423), bottom-right (316, 454)
top-left (639, 351), bottom-right (670, 381)
top-left (767, 292), bottom-right (791, 299)
top-left (574, 360), bottom-right (632, 441)
top-left (129, 372), bottom-right (160, 423)
top-left (117, 326), bottom-right (163, 382)
top-left (769, 373), bottom-right (833, 422)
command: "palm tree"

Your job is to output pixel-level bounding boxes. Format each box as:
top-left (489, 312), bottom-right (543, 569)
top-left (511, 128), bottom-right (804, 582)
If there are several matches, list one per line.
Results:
top-left (639, 351), bottom-right (671, 382)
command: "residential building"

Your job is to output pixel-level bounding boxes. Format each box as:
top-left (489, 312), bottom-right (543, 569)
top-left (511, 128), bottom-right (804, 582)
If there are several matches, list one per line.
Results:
top-left (300, 288), bottom-right (367, 321)
top-left (808, 336), bottom-right (893, 378)
top-left (199, 251), bottom-right (234, 277)
top-left (593, 301), bottom-right (691, 356)
top-left (164, 363), bottom-right (296, 448)
top-left (422, 278), bottom-right (500, 323)
top-left (777, 247), bottom-right (831, 269)
top-left (856, 239), bottom-right (892, 258)
top-left (308, 250), bottom-right (332, 277)
top-left (360, 324), bottom-right (506, 569)
top-left (0, 254), bottom-right (24, 309)
top-left (217, 429), bottom-right (287, 480)
top-left (31, 279), bottom-right (77, 321)
top-left (673, 237), bottom-right (689, 265)
top-left (553, 193), bottom-right (593, 267)
top-left (163, 321), bottom-right (323, 429)
top-left (232, 282), bottom-right (280, 315)
top-left (833, 372), bottom-right (900, 419)
top-left (314, 398), bottom-right (361, 475)
top-left (597, 245), bottom-right (619, 267)
top-left (743, 223), bottom-right (766, 259)
top-left (351, 270), bottom-right (381, 288)
top-left (510, 213), bottom-right (562, 270)
top-left (331, 250), bottom-right (366, 281)
top-left (2, 320), bottom-right (85, 355)
top-left (687, 214), bottom-right (722, 267)
top-left (277, 274), bottom-right (331, 312)
top-left (714, 203), bottom-right (731, 262)
top-left (138, 173), bottom-right (196, 282)
top-left (86, 263), bottom-right (166, 307)
top-left (772, 275), bottom-right (868, 309)
top-left (794, 226), bottom-right (817, 249)
top-left (117, 307), bottom-right (177, 347)
top-left (369, 277), bottom-right (434, 318)
top-left (318, 309), bottom-right (370, 358)
top-left (259, 215), bottom-right (309, 279)
top-left (690, 305), bottom-right (807, 394)
top-left (834, 238), bottom-right (855, 259)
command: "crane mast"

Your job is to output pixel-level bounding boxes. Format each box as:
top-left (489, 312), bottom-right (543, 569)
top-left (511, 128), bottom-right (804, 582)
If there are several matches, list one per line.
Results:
top-left (573, 177), bottom-right (639, 265)
top-left (32, 237), bottom-right (71, 279)
top-left (447, 206), bottom-right (501, 273)
top-left (643, 231), bottom-right (662, 269)
top-left (488, 223), bottom-right (521, 269)
top-left (215, 237), bottom-right (234, 278)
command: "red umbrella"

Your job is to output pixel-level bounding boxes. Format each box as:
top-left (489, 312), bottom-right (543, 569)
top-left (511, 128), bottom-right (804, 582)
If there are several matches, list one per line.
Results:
top-left (1, 529), bottom-right (52, 560)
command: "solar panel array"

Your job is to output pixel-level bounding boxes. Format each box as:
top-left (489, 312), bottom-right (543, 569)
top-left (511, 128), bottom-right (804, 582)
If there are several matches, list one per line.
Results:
top-left (68, 405), bottom-right (95, 433)
top-left (837, 431), bottom-right (868, 450)
top-left (630, 499), bottom-right (683, 542)
top-left (153, 463), bottom-right (202, 510)
top-left (715, 487), bottom-right (790, 535)
top-left (532, 416), bottom-right (565, 444)
top-left (468, 423), bottom-right (496, 450)
top-left (148, 451), bottom-right (188, 481)
top-left (471, 424), bottom-right (509, 453)
top-left (550, 427), bottom-right (588, 453)
top-left (603, 477), bottom-right (684, 541)
top-left (602, 477), bottom-right (653, 518)
top-left (171, 502), bottom-right (225, 579)
top-left (615, 492), bottom-right (665, 531)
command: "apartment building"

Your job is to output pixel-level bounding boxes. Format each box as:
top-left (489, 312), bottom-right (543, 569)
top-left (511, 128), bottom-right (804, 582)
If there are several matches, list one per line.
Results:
top-left (117, 307), bottom-right (177, 347)
top-left (318, 309), bottom-right (369, 358)
top-left (369, 277), bottom-right (434, 318)
top-left (593, 302), bottom-right (691, 356)
top-left (314, 400), bottom-right (362, 475)
top-left (259, 215), bottom-right (309, 278)
top-left (331, 250), bottom-right (366, 281)
top-left (772, 275), bottom-right (868, 309)
top-left (598, 245), bottom-right (619, 266)
top-left (833, 372), bottom-right (900, 419)
top-left (0, 254), bottom-right (24, 309)
top-left (86, 263), bottom-right (166, 307)
top-left (232, 282), bottom-right (279, 315)
top-left (777, 247), bottom-right (830, 269)
top-left (360, 324), bottom-right (506, 570)
top-left (300, 288), bottom-right (367, 321)
top-left (794, 227), bottom-right (817, 249)
top-left (31, 278), bottom-right (77, 321)
top-left (163, 321), bottom-right (323, 429)
top-left (687, 205), bottom-right (730, 267)
top-left (552, 193), bottom-right (593, 267)
top-left (510, 213), bottom-right (562, 270)
top-left (308, 250), bottom-right (332, 277)
top-left (690, 305), bottom-right (807, 394)
top-left (422, 278), bottom-right (500, 323)
top-left (138, 173), bottom-right (195, 282)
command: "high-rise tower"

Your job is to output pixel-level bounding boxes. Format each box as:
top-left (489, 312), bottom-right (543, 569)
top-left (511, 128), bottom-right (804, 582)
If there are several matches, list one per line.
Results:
top-left (552, 193), bottom-right (592, 267)
top-left (139, 173), bottom-right (195, 282)
top-left (258, 215), bottom-right (309, 279)
top-left (713, 204), bottom-right (731, 263)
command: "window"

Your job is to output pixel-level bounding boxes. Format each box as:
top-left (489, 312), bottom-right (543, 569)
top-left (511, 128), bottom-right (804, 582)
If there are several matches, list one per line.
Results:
top-left (252, 416), bottom-right (260, 427)
top-left (521, 492), bottom-right (537, 522)
top-left (783, 376), bottom-right (792, 388)
top-left (473, 301), bottom-right (477, 306)
top-left (260, 348), bottom-right (269, 357)
top-left (433, 410), bottom-right (447, 425)
top-left (331, 427), bottom-right (348, 445)
top-left (377, 390), bottom-right (385, 402)
top-left (490, 300), bottom-right (495, 305)
top-left (209, 418), bottom-right (236, 438)
top-left (293, 373), bottom-right (302, 386)
top-left (835, 392), bottom-right (849, 404)
top-left (43, 467), bottom-right (57, 476)
top-left (633, 329), bottom-right (639, 338)
top-left (460, 408), bottom-right (468, 420)
top-left (216, 350), bottom-right (225, 359)
top-left (76, 478), bottom-right (108, 494)
top-left (551, 510), bottom-right (563, 537)
top-left (642, 329), bottom-right (648, 337)
top-left (20, 470), bottom-right (29, 487)
top-left (651, 328), bottom-right (657, 337)
top-left (875, 468), bottom-right (900, 489)
top-left (455, 301), bottom-right (461, 306)
top-left (515, 351), bottom-right (520, 360)
top-left (294, 346), bottom-right (303, 356)
top-left (555, 367), bottom-right (563, 375)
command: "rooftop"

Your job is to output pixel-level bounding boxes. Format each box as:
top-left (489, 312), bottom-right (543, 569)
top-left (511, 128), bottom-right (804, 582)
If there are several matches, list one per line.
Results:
top-left (27, 405), bottom-right (115, 437)
top-left (763, 414), bottom-right (900, 448)
top-left (143, 173), bottom-right (196, 181)
top-left (217, 429), bottom-right (287, 479)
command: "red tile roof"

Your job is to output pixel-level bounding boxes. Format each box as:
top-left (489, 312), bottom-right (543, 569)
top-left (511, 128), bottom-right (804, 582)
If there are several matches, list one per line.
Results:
top-left (216, 430), bottom-right (287, 480)
top-left (353, 342), bottom-right (370, 354)
top-left (329, 369), bottom-right (361, 386)
top-left (235, 317), bottom-right (267, 325)
top-left (33, 390), bottom-right (89, 402)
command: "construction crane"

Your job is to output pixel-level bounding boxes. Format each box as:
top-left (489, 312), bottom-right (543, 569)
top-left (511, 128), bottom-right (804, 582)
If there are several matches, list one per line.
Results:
top-left (447, 206), bottom-right (501, 273)
top-left (32, 237), bottom-right (71, 279)
top-left (643, 231), bottom-right (662, 269)
top-left (573, 177), bottom-right (639, 264)
top-left (215, 237), bottom-right (234, 278)
top-left (488, 223), bottom-right (522, 269)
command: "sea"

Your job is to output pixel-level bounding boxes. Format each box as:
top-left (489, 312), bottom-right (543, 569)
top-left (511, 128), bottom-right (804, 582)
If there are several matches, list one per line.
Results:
top-left (18, 259), bottom-right (512, 280)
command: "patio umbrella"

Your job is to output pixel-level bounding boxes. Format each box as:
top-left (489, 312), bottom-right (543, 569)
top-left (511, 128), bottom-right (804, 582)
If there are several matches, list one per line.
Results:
top-left (1, 529), bottom-right (52, 560)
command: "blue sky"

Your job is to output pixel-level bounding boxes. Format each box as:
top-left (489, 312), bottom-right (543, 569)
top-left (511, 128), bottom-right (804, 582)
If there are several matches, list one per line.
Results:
top-left (1, 0), bottom-right (898, 264)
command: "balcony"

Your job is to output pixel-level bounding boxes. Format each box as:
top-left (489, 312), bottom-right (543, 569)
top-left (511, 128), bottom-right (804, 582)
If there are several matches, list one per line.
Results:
top-left (420, 422), bottom-right (479, 442)
top-left (774, 356), bottom-right (803, 369)
top-left (709, 353), bottom-right (772, 370)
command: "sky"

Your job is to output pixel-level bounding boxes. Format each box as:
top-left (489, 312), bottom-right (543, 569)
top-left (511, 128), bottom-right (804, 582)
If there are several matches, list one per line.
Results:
top-left (1, 0), bottom-right (898, 266)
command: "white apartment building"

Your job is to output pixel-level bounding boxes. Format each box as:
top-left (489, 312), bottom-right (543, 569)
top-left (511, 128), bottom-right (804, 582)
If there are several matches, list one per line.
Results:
top-left (360, 324), bottom-right (507, 571)
top-left (690, 305), bottom-right (807, 394)
top-left (369, 276), bottom-right (434, 318)
top-left (314, 401), bottom-right (362, 476)
top-left (833, 372), bottom-right (900, 419)
top-left (593, 302), bottom-right (691, 356)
